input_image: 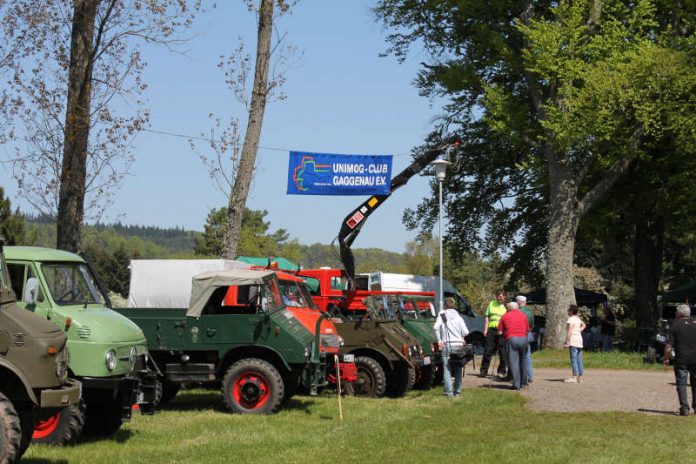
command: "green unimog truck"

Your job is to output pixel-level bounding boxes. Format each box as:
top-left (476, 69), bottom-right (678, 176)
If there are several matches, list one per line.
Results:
top-left (4, 246), bottom-right (159, 444)
top-left (117, 267), bottom-right (328, 414)
top-left (0, 239), bottom-right (82, 463)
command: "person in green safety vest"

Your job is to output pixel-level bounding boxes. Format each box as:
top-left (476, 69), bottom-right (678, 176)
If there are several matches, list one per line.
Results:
top-left (479, 289), bottom-right (508, 377)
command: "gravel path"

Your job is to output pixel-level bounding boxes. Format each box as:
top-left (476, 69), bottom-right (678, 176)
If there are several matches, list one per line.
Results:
top-left (461, 365), bottom-right (681, 415)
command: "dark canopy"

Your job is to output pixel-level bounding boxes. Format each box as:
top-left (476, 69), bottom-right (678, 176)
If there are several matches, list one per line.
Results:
top-left (662, 282), bottom-right (696, 304)
top-left (523, 288), bottom-right (608, 307)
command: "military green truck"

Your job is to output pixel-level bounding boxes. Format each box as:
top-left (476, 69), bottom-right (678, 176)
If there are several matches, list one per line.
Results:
top-left (4, 246), bottom-right (159, 444)
top-left (298, 268), bottom-right (427, 398)
top-left (0, 239), bottom-right (82, 463)
top-left (117, 268), bottom-right (328, 414)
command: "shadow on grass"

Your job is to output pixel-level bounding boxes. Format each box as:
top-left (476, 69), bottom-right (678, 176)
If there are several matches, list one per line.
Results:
top-left (637, 408), bottom-right (680, 416)
top-left (22, 459), bottom-right (69, 464)
top-left (79, 429), bottom-right (134, 445)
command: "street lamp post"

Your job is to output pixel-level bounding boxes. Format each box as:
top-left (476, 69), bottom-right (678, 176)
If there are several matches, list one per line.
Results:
top-left (431, 154), bottom-right (451, 315)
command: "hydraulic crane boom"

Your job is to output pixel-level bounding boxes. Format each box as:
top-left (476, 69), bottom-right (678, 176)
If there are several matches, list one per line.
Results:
top-left (337, 141), bottom-right (459, 289)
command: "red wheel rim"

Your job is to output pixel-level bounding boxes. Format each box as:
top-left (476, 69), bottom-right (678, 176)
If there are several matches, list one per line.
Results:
top-left (33, 412), bottom-right (60, 439)
top-left (232, 372), bottom-right (271, 410)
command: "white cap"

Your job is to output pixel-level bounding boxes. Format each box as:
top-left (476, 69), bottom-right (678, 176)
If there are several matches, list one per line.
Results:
top-left (516, 295), bottom-right (527, 303)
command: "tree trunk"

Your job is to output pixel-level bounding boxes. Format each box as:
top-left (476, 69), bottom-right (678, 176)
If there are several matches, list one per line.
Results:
top-left (633, 200), bottom-right (663, 329)
top-left (544, 162), bottom-right (580, 348)
top-left (56, 0), bottom-right (97, 252)
top-left (224, 0), bottom-right (274, 260)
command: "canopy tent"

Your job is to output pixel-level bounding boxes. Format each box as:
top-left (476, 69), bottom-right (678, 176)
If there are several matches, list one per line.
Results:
top-left (662, 281), bottom-right (696, 304)
top-left (523, 288), bottom-right (608, 307)
top-left (236, 256), bottom-right (298, 271)
top-left (187, 269), bottom-right (276, 318)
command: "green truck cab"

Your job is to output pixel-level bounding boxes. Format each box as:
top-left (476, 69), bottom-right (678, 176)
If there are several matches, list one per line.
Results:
top-left (0, 239), bottom-right (81, 463)
top-left (298, 268), bottom-right (427, 398)
top-left (117, 268), bottom-right (328, 414)
top-left (4, 246), bottom-right (159, 444)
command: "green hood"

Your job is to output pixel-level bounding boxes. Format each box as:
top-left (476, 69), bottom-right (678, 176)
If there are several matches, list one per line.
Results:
top-left (401, 319), bottom-right (437, 355)
top-left (64, 306), bottom-right (146, 344)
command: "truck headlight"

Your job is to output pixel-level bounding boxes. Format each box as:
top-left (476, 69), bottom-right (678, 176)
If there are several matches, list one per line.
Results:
top-left (129, 346), bottom-right (137, 373)
top-left (55, 347), bottom-right (69, 382)
top-left (106, 350), bottom-right (117, 371)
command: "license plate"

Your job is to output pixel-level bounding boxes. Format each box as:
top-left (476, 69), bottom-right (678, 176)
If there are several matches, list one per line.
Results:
top-left (423, 356), bottom-right (431, 366)
top-left (342, 354), bottom-right (355, 363)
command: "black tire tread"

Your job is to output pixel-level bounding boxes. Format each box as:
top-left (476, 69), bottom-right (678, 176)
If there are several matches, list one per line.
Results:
top-left (351, 356), bottom-right (387, 398)
top-left (32, 400), bottom-right (86, 445)
top-left (0, 392), bottom-right (21, 464)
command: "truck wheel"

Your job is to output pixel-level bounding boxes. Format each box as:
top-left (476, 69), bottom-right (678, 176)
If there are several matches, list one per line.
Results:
top-left (386, 364), bottom-right (415, 397)
top-left (0, 392), bottom-right (21, 464)
top-left (83, 399), bottom-right (122, 437)
top-left (32, 400), bottom-right (86, 445)
top-left (161, 381), bottom-right (181, 405)
top-left (350, 356), bottom-right (386, 398)
top-left (414, 364), bottom-right (435, 390)
top-left (222, 359), bottom-right (284, 414)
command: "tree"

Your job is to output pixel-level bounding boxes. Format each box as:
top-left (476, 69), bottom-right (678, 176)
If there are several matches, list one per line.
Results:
top-left (195, 207), bottom-right (300, 261)
top-left (3, 1), bottom-right (201, 252)
top-left (0, 187), bottom-right (28, 245)
top-left (376, 0), bottom-right (696, 346)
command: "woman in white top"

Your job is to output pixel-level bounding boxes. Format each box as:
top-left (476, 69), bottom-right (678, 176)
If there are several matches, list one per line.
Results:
top-left (564, 305), bottom-right (586, 383)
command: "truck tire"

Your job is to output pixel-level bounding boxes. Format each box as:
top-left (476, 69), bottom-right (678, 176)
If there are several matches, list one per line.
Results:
top-left (16, 406), bottom-right (33, 461)
top-left (0, 392), bottom-right (21, 464)
top-left (350, 356), bottom-right (386, 398)
top-left (32, 400), bottom-right (86, 445)
top-left (414, 364), bottom-right (435, 390)
top-left (83, 399), bottom-right (122, 437)
top-left (386, 364), bottom-right (415, 397)
top-left (281, 376), bottom-right (300, 405)
top-left (222, 359), bottom-right (284, 414)
top-left (161, 381), bottom-right (181, 405)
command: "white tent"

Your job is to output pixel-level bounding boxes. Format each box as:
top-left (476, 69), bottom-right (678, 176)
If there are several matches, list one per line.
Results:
top-left (127, 259), bottom-right (250, 309)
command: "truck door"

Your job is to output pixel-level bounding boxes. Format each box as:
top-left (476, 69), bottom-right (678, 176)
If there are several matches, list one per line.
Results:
top-left (199, 285), bottom-right (259, 345)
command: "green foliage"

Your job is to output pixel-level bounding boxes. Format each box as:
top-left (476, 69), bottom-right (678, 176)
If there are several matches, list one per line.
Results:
top-left (0, 187), bottom-right (32, 245)
top-left (194, 207), bottom-right (301, 261)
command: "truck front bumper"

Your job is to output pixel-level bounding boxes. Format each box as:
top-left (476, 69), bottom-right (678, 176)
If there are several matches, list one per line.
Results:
top-left (37, 378), bottom-right (82, 409)
top-left (81, 366), bottom-right (160, 421)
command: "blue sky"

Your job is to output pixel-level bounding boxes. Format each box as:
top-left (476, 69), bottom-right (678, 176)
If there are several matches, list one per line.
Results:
top-left (1, 1), bottom-right (449, 253)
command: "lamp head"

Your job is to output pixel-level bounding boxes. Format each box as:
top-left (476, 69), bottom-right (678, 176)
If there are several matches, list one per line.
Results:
top-left (431, 158), bottom-right (451, 182)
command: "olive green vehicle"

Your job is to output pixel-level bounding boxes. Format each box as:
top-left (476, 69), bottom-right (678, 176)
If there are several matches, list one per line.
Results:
top-left (4, 246), bottom-right (159, 445)
top-left (0, 239), bottom-right (81, 463)
top-left (117, 269), bottom-right (328, 414)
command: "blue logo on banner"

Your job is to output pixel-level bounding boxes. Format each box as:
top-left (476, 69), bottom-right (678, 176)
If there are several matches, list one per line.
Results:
top-left (287, 151), bottom-right (393, 195)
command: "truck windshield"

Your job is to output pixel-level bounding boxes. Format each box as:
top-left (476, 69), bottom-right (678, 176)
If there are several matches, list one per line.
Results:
top-left (41, 262), bottom-right (106, 306)
top-left (278, 279), bottom-right (318, 310)
top-left (398, 296), bottom-right (436, 320)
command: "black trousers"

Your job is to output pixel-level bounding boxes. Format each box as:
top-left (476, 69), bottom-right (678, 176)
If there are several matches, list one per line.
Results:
top-left (674, 363), bottom-right (696, 414)
top-left (480, 328), bottom-right (507, 374)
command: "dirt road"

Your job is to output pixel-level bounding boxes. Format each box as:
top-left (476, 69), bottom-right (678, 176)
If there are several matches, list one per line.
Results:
top-left (461, 366), bottom-right (681, 415)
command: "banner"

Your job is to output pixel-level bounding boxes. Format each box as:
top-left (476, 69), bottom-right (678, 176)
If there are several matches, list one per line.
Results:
top-left (287, 151), bottom-right (393, 195)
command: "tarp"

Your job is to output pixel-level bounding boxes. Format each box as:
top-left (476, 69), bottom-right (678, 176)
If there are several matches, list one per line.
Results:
top-left (236, 256), bottom-right (298, 271)
top-left (127, 259), bottom-right (250, 309)
top-left (287, 151), bottom-right (393, 195)
top-left (662, 281), bottom-right (696, 304)
top-left (523, 288), bottom-right (608, 306)
top-left (187, 269), bottom-right (276, 318)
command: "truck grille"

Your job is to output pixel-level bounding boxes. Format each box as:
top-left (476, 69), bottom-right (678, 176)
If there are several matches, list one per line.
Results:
top-left (77, 326), bottom-right (92, 339)
top-left (13, 333), bottom-right (25, 347)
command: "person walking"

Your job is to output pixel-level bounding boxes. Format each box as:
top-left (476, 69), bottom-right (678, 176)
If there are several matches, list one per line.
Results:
top-left (434, 297), bottom-right (470, 397)
top-left (479, 290), bottom-right (508, 378)
top-left (663, 304), bottom-right (696, 416)
top-left (564, 305), bottom-right (586, 383)
top-left (516, 295), bottom-right (535, 384)
top-left (497, 301), bottom-right (530, 390)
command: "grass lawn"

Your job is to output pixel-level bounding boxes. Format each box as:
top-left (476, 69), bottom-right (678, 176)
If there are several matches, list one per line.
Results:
top-left (533, 349), bottom-right (664, 370)
top-left (24, 372), bottom-right (694, 464)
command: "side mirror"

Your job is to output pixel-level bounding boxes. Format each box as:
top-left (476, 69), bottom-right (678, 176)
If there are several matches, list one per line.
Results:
top-left (24, 277), bottom-right (40, 306)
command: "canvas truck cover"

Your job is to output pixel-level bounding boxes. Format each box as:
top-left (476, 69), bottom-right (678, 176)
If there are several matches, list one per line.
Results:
top-left (187, 269), bottom-right (276, 318)
top-left (127, 259), bottom-right (250, 308)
